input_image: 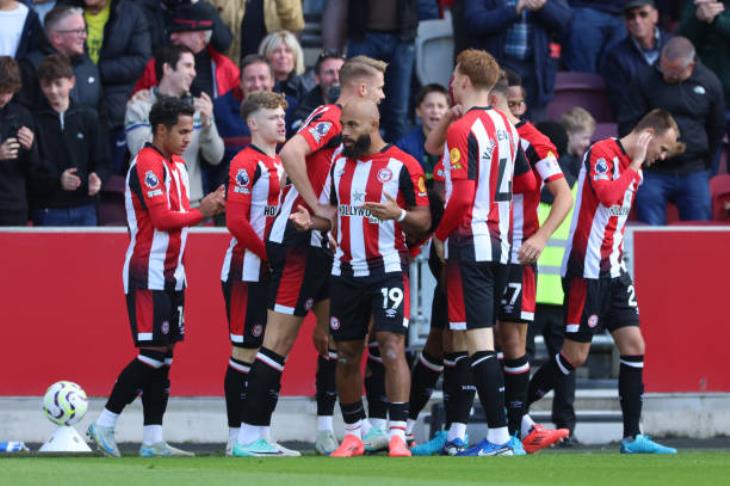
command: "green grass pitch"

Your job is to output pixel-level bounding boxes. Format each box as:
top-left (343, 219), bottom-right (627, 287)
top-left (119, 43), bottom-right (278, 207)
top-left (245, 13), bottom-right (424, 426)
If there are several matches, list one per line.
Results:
top-left (3, 451), bottom-right (730, 486)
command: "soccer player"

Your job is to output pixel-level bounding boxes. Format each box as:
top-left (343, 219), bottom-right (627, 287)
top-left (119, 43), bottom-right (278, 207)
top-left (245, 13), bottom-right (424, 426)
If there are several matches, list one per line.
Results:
top-left (220, 91), bottom-right (288, 455)
top-left (526, 109), bottom-right (680, 455)
top-left (290, 98), bottom-right (431, 457)
top-left (232, 56), bottom-right (386, 457)
top-left (427, 49), bottom-right (523, 456)
top-left (87, 97), bottom-right (225, 457)
top-left (488, 73), bottom-right (574, 452)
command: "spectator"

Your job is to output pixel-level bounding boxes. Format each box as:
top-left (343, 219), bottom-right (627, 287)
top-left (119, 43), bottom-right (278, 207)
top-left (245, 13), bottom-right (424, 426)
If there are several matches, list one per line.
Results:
top-left (19, 5), bottom-right (102, 112)
top-left (0, 56), bottom-right (39, 226)
top-left (210, 0), bottom-right (304, 64)
top-left (58, 0), bottom-right (152, 174)
top-left (258, 30), bottom-right (310, 109)
top-left (602, 0), bottom-right (671, 108)
top-left (562, 0), bottom-right (625, 73)
top-left (0, 0), bottom-right (44, 59)
top-left (619, 36), bottom-right (725, 224)
top-left (677, 0), bottom-right (730, 134)
top-left (134, 1), bottom-right (239, 100)
top-left (346, 0), bottom-right (419, 142)
top-left (395, 83), bottom-right (449, 182)
top-left (31, 53), bottom-right (110, 226)
top-left (465, 0), bottom-right (572, 120)
top-left (126, 44), bottom-right (224, 207)
top-left (290, 49), bottom-right (345, 133)
top-left (560, 106), bottom-right (596, 183)
top-left (32, 1), bottom-right (58, 25)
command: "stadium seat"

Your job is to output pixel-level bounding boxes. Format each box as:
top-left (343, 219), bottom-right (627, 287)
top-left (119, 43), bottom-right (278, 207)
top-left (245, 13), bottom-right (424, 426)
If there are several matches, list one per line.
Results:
top-left (99, 175), bottom-right (126, 226)
top-left (710, 174), bottom-right (730, 221)
top-left (546, 72), bottom-right (614, 123)
top-left (415, 13), bottom-right (454, 87)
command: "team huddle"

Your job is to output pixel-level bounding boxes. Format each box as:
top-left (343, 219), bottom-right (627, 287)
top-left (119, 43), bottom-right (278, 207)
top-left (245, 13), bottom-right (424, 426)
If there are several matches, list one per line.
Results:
top-left (86, 49), bottom-right (679, 458)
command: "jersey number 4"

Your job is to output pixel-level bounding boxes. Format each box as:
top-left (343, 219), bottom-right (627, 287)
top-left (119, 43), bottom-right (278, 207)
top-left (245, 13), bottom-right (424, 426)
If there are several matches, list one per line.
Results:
top-left (495, 157), bottom-right (513, 202)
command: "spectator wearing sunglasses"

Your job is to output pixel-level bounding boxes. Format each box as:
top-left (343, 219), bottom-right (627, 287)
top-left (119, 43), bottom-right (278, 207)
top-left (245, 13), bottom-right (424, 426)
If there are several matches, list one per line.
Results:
top-left (602, 0), bottom-right (671, 108)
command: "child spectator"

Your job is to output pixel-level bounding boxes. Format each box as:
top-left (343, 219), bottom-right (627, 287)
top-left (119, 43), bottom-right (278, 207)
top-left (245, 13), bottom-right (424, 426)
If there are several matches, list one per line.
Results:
top-left (31, 53), bottom-right (110, 226)
top-left (560, 106), bottom-right (597, 172)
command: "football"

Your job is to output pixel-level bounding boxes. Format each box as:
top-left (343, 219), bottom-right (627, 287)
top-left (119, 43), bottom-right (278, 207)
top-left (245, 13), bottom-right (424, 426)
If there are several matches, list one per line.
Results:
top-left (42, 381), bottom-right (88, 426)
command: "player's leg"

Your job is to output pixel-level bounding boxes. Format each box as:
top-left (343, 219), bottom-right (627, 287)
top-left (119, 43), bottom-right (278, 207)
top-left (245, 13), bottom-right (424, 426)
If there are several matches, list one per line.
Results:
top-left (312, 298), bottom-right (339, 455)
top-left (442, 330), bottom-right (474, 455)
top-left (609, 276), bottom-right (675, 454)
top-left (363, 334), bottom-right (389, 451)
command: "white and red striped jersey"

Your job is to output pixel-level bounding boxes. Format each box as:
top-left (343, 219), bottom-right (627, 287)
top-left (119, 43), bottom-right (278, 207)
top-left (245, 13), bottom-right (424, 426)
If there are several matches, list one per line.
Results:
top-left (320, 145), bottom-right (429, 277)
top-left (269, 103), bottom-right (342, 249)
top-left (123, 145), bottom-right (193, 292)
top-left (510, 121), bottom-right (565, 264)
top-left (221, 145), bottom-right (284, 283)
top-left (562, 138), bottom-right (642, 279)
top-left (440, 106), bottom-right (519, 263)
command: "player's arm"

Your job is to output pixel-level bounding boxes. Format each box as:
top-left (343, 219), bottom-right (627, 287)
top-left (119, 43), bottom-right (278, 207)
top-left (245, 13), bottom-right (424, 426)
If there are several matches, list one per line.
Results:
top-left (224, 162), bottom-right (266, 259)
top-left (279, 134), bottom-right (317, 207)
top-left (589, 138), bottom-right (648, 207)
top-left (433, 127), bottom-right (473, 244)
top-left (519, 177), bottom-right (572, 264)
top-left (424, 105), bottom-right (463, 156)
top-left (290, 162), bottom-right (336, 232)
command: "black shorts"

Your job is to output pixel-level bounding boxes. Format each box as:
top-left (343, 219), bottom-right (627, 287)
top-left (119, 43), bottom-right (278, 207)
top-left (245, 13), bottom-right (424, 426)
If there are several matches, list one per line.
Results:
top-left (563, 272), bottom-right (640, 343)
top-left (499, 263), bottom-right (537, 323)
top-left (445, 259), bottom-right (507, 330)
top-left (126, 288), bottom-right (185, 347)
top-left (430, 282), bottom-right (448, 331)
top-left (267, 242), bottom-right (332, 317)
top-left (222, 278), bottom-right (268, 348)
top-left (329, 272), bottom-right (410, 342)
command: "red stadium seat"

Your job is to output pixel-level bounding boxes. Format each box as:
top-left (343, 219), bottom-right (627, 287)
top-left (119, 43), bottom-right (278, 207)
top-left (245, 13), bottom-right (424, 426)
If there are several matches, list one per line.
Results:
top-left (710, 174), bottom-right (730, 221)
top-left (99, 175), bottom-right (126, 226)
top-left (547, 72), bottom-right (615, 123)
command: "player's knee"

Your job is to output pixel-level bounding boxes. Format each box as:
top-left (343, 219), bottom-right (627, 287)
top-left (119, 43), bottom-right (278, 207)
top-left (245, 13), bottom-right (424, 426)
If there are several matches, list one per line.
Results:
top-left (263, 330), bottom-right (296, 356)
top-left (562, 343), bottom-right (589, 368)
top-left (377, 337), bottom-right (405, 368)
top-left (336, 346), bottom-right (361, 370)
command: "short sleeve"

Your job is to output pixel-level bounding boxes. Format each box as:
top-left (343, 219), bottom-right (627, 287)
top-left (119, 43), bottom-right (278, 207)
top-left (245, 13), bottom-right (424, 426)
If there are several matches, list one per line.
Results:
top-left (398, 157), bottom-right (430, 208)
top-left (513, 147), bottom-right (539, 194)
top-left (432, 157), bottom-right (445, 183)
top-left (133, 151), bottom-right (168, 208)
top-left (297, 108), bottom-right (340, 153)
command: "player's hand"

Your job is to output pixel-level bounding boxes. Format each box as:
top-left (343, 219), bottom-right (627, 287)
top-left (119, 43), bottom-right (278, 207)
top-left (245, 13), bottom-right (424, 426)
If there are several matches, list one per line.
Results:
top-left (312, 324), bottom-right (330, 357)
top-left (518, 232), bottom-right (547, 264)
top-left (327, 232), bottom-right (338, 252)
top-left (129, 89), bottom-right (151, 104)
top-left (363, 192), bottom-right (402, 221)
top-left (630, 131), bottom-right (653, 170)
top-left (314, 203), bottom-right (336, 223)
top-left (0, 137), bottom-right (20, 160)
top-left (289, 204), bottom-right (313, 231)
top-left (61, 167), bottom-right (82, 191)
top-left (17, 126), bottom-right (34, 150)
top-left (433, 236), bottom-right (445, 263)
top-left (199, 185), bottom-right (225, 217)
top-left (194, 92), bottom-right (214, 128)
top-left (88, 172), bottom-right (102, 196)
top-left (447, 105), bottom-right (464, 122)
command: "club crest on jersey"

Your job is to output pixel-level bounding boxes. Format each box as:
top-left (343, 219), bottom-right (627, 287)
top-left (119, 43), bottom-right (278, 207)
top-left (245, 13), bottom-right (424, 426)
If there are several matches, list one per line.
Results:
top-left (330, 316), bottom-right (340, 330)
top-left (309, 121), bottom-right (332, 143)
top-left (144, 170), bottom-right (159, 188)
top-left (161, 320), bottom-right (170, 335)
top-left (304, 298), bottom-right (314, 311)
top-left (377, 167), bottom-right (393, 183)
top-left (587, 315), bottom-right (599, 328)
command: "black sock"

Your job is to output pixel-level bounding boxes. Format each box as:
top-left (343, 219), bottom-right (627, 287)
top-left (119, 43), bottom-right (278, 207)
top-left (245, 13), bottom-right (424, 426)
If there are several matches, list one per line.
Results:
top-left (105, 350), bottom-right (165, 414)
top-left (365, 345), bottom-right (388, 421)
top-left (408, 351), bottom-right (443, 421)
top-left (619, 355), bottom-right (644, 439)
top-left (224, 357), bottom-right (251, 428)
top-left (160, 351), bottom-right (173, 415)
top-left (449, 352), bottom-right (475, 425)
top-left (527, 353), bottom-right (574, 406)
top-left (503, 355), bottom-right (530, 436)
top-left (340, 399), bottom-right (366, 436)
top-left (470, 351), bottom-right (507, 429)
top-left (142, 366), bottom-right (166, 426)
top-left (241, 347), bottom-right (284, 426)
top-left (442, 353), bottom-right (458, 429)
top-left (316, 349), bottom-right (338, 417)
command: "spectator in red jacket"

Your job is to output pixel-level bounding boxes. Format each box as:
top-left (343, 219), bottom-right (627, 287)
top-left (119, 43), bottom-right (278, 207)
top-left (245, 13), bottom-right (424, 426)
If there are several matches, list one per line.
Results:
top-left (133, 1), bottom-right (239, 99)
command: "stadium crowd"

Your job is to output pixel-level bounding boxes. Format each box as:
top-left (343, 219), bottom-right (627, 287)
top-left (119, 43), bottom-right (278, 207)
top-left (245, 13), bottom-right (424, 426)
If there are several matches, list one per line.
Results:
top-left (0, 0), bottom-right (728, 227)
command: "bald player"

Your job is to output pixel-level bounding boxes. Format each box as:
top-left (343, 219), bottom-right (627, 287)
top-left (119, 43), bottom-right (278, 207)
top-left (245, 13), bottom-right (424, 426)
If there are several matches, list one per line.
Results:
top-left (291, 99), bottom-right (431, 457)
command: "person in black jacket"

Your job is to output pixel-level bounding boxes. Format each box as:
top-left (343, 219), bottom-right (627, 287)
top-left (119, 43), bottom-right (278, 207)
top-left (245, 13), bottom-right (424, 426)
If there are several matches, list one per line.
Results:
top-left (346, 0), bottom-right (419, 142)
top-left (18, 5), bottom-right (102, 112)
top-left (31, 53), bottom-right (110, 226)
top-left (601, 0), bottom-right (671, 108)
top-left (290, 49), bottom-right (345, 133)
top-left (0, 55), bottom-right (39, 225)
top-left (619, 36), bottom-right (725, 225)
top-left (57, 0), bottom-right (152, 174)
